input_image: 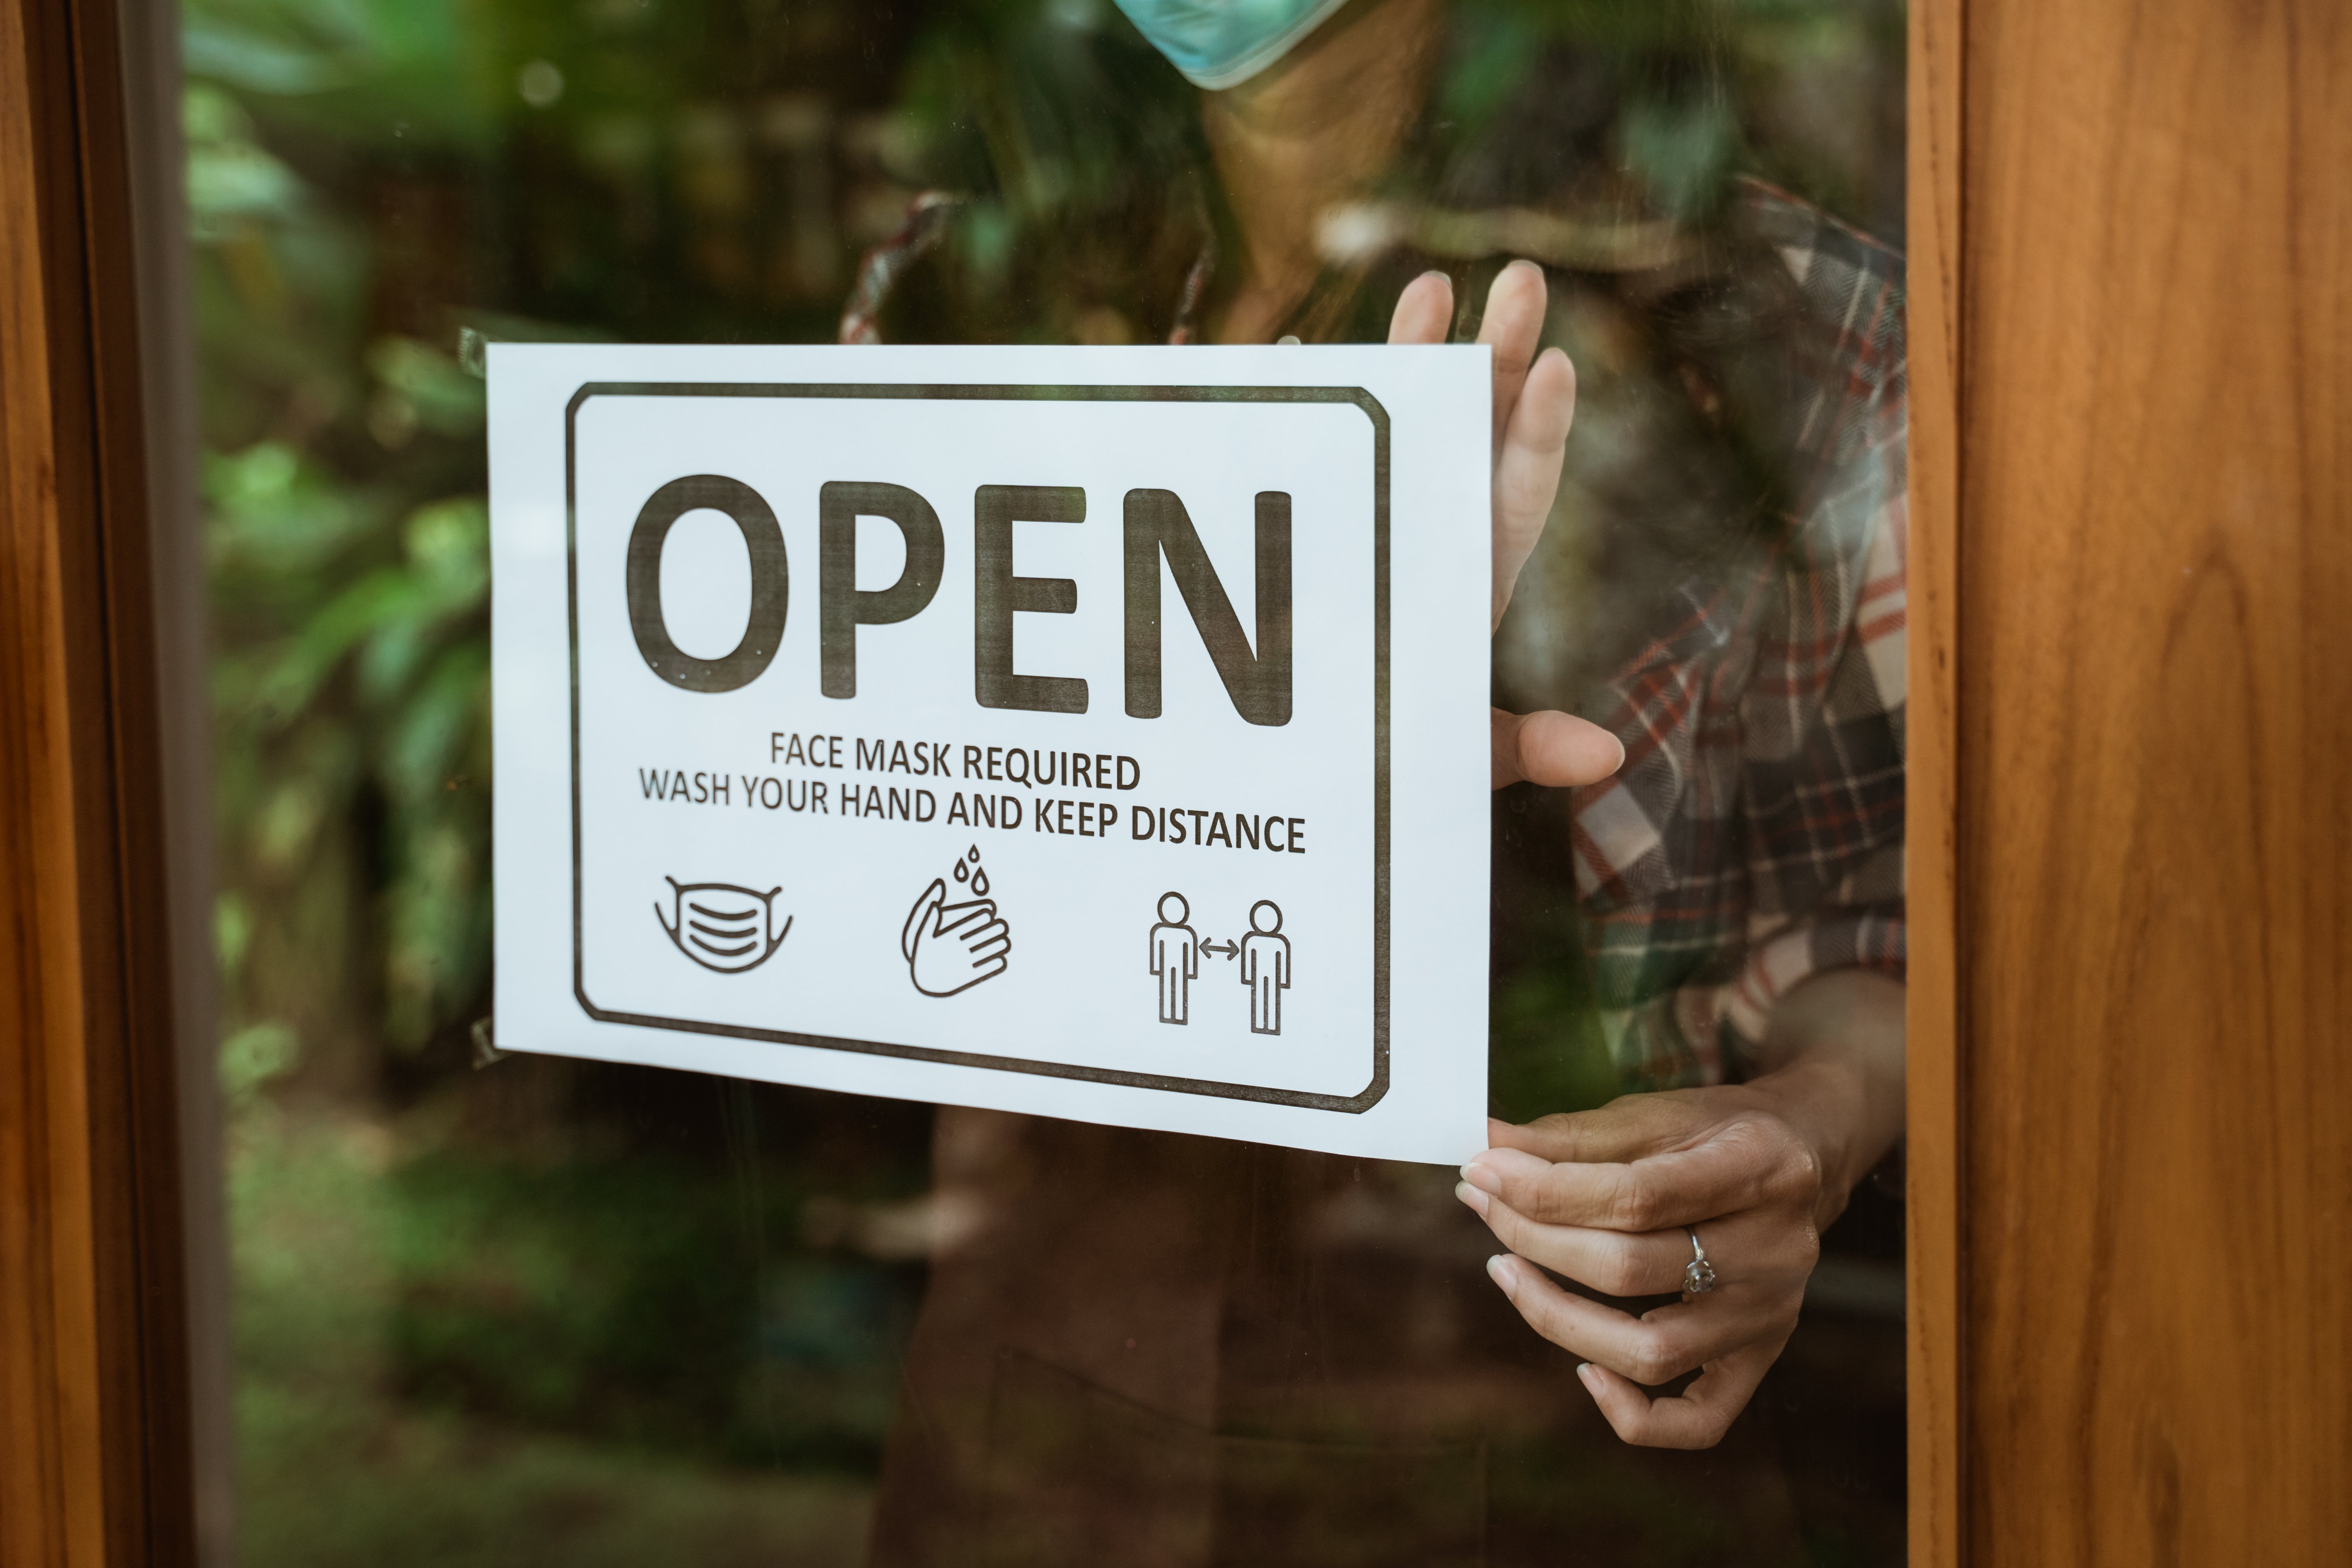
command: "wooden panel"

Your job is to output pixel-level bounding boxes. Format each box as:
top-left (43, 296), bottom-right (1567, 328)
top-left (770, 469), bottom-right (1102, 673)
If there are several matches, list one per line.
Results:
top-left (1902, 0), bottom-right (1964, 1563)
top-left (0, 0), bottom-right (196, 1563)
top-left (1957, 0), bottom-right (2351, 1561)
top-left (0, 2), bottom-right (110, 1555)
top-left (106, 0), bottom-right (235, 1551)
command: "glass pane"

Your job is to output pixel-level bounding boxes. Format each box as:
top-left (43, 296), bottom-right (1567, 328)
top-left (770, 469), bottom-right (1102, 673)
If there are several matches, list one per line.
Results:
top-left (192, 0), bottom-right (1907, 1562)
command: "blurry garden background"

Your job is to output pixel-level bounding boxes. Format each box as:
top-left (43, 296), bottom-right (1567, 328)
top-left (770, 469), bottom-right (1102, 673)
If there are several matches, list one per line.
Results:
top-left (191, 0), bottom-right (1906, 1562)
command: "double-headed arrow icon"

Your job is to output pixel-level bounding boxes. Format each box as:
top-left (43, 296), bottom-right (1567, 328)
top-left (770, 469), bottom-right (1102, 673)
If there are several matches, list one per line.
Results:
top-left (1201, 937), bottom-right (1240, 960)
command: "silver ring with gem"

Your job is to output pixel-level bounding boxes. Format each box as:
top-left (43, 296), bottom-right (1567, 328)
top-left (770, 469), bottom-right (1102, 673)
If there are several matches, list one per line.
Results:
top-left (1683, 1228), bottom-right (1719, 1294)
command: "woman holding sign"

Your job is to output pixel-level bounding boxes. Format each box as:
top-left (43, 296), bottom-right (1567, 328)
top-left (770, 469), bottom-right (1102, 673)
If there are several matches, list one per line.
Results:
top-left (848, 0), bottom-right (1907, 1558)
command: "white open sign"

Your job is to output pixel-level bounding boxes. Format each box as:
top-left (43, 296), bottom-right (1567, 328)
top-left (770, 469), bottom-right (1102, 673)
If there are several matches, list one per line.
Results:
top-left (490, 344), bottom-right (1489, 1163)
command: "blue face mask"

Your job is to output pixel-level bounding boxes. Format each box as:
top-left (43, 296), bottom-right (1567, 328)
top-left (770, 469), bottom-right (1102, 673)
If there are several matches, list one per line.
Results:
top-left (1110, 0), bottom-right (1357, 90)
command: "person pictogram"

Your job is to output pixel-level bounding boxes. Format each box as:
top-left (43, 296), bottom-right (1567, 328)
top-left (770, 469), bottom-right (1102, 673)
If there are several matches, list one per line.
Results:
top-left (1149, 891), bottom-right (1200, 1025)
top-left (1239, 900), bottom-right (1291, 1036)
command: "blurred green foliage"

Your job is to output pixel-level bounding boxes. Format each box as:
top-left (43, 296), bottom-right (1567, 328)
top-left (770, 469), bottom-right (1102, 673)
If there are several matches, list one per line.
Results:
top-left (194, 27), bottom-right (491, 1078)
top-left (229, 1103), bottom-right (889, 1566)
top-left (193, 0), bottom-right (911, 1087)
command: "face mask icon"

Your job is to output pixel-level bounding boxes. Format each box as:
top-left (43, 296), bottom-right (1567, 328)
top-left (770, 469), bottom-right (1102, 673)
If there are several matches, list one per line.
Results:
top-left (655, 877), bottom-right (792, 974)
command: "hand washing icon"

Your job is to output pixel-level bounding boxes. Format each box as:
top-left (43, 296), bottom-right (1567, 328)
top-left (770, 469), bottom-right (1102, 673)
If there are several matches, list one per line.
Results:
top-left (655, 877), bottom-right (792, 974)
top-left (901, 845), bottom-right (1010, 997)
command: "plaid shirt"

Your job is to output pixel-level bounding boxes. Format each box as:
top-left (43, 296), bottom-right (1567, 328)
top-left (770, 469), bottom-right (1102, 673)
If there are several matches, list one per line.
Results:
top-left (1573, 185), bottom-right (1907, 1087)
top-left (842, 180), bottom-right (1907, 1090)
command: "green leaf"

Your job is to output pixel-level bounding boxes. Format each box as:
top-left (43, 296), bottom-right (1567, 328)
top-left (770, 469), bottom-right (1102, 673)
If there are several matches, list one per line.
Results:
top-left (220, 1020), bottom-right (303, 1100)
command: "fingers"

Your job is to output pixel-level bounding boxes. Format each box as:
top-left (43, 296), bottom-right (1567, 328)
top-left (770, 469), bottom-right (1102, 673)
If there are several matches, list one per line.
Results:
top-left (1577, 1341), bottom-right (1782, 1450)
top-left (1390, 265), bottom-right (1576, 634)
top-left (1491, 346), bottom-right (1576, 628)
top-left (902, 878), bottom-right (946, 960)
top-left (1463, 1192), bottom-right (1691, 1295)
top-left (1457, 1187), bottom-right (1810, 1299)
top-left (934, 897), bottom-right (998, 938)
top-left (1486, 1095), bottom-right (1718, 1167)
top-left (1486, 1252), bottom-right (1795, 1392)
top-left (1477, 260), bottom-right (1548, 456)
top-left (1387, 269), bottom-right (1453, 346)
top-left (960, 917), bottom-right (1011, 964)
top-left (1491, 708), bottom-right (1623, 790)
top-left (1463, 1120), bottom-right (1815, 1233)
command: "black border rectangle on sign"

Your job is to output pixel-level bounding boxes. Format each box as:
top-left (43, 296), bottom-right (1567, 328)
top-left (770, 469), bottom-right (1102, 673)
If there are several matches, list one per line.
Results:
top-left (562, 382), bottom-right (1389, 1112)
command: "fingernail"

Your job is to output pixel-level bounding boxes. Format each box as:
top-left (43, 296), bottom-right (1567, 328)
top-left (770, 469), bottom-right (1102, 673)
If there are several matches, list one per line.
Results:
top-left (1454, 1180), bottom-right (1490, 1217)
top-left (1419, 269), bottom-right (1450, 283)
top-left (1459, 1160), bottom-right (1501, 1197)
top-left (1507, 257), bottom-right (1543, 275)
top-left (1485, 1254), bottom-right (1518, 1294)
top-left (1575, 1362), bottom-right (1599, 1393)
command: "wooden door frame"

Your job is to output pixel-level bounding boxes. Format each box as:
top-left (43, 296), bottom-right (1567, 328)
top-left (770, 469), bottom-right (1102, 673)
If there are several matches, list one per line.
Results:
top-left (0, 0), bottom-right (208, 1563)
top-left (1904, 0), bottom-right (1964, 1564)
top-left (1906, 0), bottom-right (2348, 1563)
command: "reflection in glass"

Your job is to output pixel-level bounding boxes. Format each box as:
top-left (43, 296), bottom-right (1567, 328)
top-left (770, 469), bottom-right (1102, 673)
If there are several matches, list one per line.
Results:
top-left (192, 0), bottom-right (1906, 1562)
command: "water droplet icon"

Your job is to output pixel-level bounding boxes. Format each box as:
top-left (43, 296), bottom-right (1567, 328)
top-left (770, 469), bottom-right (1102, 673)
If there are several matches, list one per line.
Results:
top-left (971, 868), bottom-right (990, 897)
top-left (953, 860), bottom-right (969, 883)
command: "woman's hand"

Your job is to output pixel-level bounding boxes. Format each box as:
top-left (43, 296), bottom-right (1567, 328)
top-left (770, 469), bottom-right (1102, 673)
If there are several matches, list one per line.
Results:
top-left (1387, 263), bottom-right (1622, 791)
top-left (1457, 969), bottom-right (1906, 1448)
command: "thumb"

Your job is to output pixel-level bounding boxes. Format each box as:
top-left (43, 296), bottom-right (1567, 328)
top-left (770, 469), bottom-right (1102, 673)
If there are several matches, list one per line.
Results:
top-left (1492, 708), bottom-right (1624, 790)
top-left (903, 878), bottom-right (945, 960)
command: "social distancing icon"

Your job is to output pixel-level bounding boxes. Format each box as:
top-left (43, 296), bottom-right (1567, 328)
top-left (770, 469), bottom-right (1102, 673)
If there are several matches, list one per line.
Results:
top-left (1149, 892), bottom-right (1291, 1034)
